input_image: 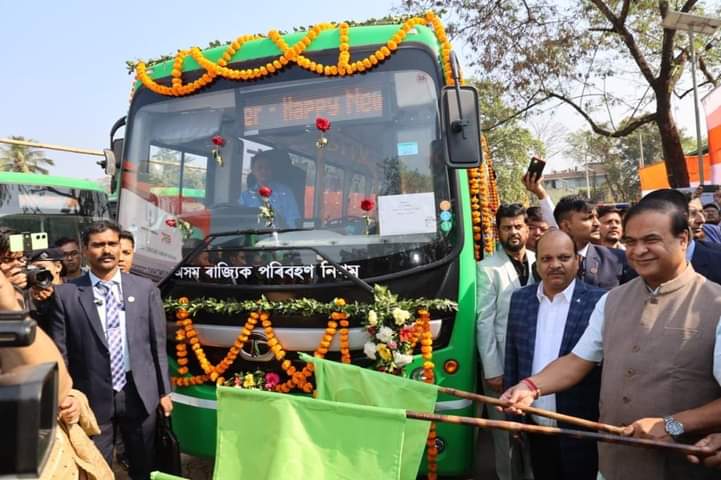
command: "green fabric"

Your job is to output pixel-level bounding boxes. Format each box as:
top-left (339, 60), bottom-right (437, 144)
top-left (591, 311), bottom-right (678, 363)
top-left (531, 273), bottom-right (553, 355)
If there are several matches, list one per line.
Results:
top-left (301, 353), bottom-right (439, 480)
top-left (150, 472), bottom-right (188, 480)
top-left (213, 386), bottom-right (407, 480)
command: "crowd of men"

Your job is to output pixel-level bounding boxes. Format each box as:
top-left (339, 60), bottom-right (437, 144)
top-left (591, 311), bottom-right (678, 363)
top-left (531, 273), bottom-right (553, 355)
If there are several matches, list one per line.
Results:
top-left (0, 222), bottom-right (166, 480)
top-left (477, 178), bottom-right (721, 479)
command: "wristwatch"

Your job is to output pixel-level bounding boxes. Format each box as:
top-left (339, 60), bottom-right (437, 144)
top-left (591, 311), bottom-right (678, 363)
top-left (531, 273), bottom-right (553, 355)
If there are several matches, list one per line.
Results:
top-left (663, 416), bottom-right (685, 439)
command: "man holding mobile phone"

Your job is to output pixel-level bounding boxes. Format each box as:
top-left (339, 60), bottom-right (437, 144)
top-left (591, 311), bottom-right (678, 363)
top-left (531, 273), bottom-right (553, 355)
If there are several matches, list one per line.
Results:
top-left (523, 163), bottom-right (634, 289)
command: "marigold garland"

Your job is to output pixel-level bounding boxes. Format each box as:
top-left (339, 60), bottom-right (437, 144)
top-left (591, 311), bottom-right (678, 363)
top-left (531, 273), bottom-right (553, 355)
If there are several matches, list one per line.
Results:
top-left (170, 294), bottom-right (446, 392)
top-left (135, 11), bottom-right (455, 97)
top-left (467, 136), bottom-right (499, 260)
top-left (481, 136), bottom-right (499, 256)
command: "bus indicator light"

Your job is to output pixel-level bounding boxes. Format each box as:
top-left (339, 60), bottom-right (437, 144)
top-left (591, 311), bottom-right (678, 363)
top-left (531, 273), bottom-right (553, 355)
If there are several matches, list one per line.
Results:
top-left (443, 359), bottom-right (459, 374)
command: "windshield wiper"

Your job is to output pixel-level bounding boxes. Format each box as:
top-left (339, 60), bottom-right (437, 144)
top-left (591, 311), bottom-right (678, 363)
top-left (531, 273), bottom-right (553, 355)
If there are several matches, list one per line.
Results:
top-left (158, 228), bottom-right (374, 294)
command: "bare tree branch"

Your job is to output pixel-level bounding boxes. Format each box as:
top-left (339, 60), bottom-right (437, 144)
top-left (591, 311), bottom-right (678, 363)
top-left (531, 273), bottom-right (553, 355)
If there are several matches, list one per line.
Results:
top-left (589, 0), bottom-right (657, 85)
top-left (481, 93), bottom-right (552, 131)
top-left (680, 0), bottom-right (700, 13)
top-left (674, 80), bottom-right (715, 99)
top-left (546, 91), bottom-right (657, 137)
top-left (699, 56), bottom-right (720, 88)
top-left (619, 0), bottom-right (632, 24)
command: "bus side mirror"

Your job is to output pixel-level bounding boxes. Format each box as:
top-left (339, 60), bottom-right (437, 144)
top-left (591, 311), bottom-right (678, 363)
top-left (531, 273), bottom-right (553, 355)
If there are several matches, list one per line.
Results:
top-left (101, 149), bottom-right (116, 176)
top-left (440, 85), bottom-right (482, 168)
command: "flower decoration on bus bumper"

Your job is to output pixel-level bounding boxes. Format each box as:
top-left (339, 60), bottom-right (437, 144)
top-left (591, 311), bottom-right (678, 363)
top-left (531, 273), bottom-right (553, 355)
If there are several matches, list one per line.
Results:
top-left (257, 185), bottom-right (275, 227)
top-left (360, 198), bottom-right (375, 235)
top-left (211, 135), bottom-right (226, 166)
top-left (315, 116), bottom-right (331, 149)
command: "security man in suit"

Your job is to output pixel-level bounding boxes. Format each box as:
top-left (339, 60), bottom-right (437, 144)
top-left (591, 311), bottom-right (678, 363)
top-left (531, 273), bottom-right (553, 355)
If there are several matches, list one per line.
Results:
top-left (504, 230), bottom-right (605, 479)
top-left (49, 220), bottom-right (172, 479)
top-left (477, 203), bottom-right (535, 480)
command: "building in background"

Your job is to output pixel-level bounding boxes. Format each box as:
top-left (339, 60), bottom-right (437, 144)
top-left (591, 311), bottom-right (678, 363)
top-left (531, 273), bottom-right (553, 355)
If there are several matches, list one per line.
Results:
top-left (543, 163), bottom-right (610, 202)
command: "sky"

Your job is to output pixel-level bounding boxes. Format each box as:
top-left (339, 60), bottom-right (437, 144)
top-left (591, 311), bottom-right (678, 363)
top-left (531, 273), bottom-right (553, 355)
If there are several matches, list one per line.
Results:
top-left (0, 1), bottom-right (400, 180)
top-left (0, 1), bottom-right (711, 179)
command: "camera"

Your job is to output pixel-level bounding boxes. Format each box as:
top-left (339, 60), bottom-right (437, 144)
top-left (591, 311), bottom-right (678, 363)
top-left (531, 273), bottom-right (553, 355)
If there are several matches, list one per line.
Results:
top-left (26, 265), bottom-right (53, 289)
top-left (0, 312), bottom-right (58, 477)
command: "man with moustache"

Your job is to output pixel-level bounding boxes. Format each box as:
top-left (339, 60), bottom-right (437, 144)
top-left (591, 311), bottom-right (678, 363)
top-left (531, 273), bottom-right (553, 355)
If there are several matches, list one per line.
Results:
top-left (49, 220), bottom-right (171, 479)
top-left (597, 206), bottom-right (624, 250)
top-left (504, 230), bottom-right (605, 479)
top-left (476, 203), bottom-right (535, 480)
top-left (501, 198), bottom-right (721, 480)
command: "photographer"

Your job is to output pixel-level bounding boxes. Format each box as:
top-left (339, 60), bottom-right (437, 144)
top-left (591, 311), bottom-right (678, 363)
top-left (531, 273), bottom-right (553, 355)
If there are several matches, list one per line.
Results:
top-left (0, 266), bottom-right (112, 478)
top-left (27, 248), bottom-right (66, 332)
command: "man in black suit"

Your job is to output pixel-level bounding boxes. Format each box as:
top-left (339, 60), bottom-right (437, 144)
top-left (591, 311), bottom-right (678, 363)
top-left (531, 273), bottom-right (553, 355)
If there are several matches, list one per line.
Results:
top-left (553, 195), bottom-right (635, 289)
top-left (50, 220), bottom-right (171, 479)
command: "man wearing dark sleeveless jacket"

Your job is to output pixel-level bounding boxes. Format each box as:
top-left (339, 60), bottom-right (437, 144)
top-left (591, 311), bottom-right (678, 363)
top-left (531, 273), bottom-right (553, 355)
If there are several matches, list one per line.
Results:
top-left (500, 199), bottom-right (721, 480)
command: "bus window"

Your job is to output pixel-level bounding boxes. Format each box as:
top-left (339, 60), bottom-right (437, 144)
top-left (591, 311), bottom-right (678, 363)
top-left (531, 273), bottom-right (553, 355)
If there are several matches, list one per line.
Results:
top-left (322, 164), bottom-right (345, 222)
top-left (347, 173), bottom-right (369, 217)
top-left (290, 154), bottom-right (316, 221)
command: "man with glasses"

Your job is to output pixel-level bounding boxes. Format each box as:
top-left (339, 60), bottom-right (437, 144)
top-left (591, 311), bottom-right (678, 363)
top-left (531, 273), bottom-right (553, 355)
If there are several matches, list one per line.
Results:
top-left (54, 237), bottom-right (84, 281)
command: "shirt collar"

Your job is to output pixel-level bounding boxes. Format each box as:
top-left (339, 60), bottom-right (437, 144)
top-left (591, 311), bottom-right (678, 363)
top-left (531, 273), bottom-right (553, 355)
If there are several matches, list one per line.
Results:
top-left (577, 243), bottom-right (590, 258)
top-left (686, 239), bottom-right (696, 261)
top-left (89, 268), bottom-right (122, 288)
top-left (536, 279), bottom-right (576, 304)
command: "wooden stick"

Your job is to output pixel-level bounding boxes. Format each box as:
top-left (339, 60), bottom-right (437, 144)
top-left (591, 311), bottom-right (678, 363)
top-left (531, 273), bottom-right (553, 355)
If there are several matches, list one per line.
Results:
top-left (406, 410), bottom-right (714, 457)
top-left (439, 386), bottom-right (625, 435)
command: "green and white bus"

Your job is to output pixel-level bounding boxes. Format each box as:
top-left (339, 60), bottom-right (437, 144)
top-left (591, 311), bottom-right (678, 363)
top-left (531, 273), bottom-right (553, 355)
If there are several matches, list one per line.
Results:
top-left (112, 14), bottom-right (485, 476)
top-left (0, 172), bottom-right (109, 244)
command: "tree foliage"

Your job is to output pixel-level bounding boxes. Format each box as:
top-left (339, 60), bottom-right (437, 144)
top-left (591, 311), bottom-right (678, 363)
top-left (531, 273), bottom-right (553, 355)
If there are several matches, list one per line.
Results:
top-left (0, 136), bottom-right (55, 174)
top-left (399, 0), bottom-right (721, 187)
top-left (564, 123), bottom-right (690, 202)
top-left (474, 80), bottom-right (545, 204)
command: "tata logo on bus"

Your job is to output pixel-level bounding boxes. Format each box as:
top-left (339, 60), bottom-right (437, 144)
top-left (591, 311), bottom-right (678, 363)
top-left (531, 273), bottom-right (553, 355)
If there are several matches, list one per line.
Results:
top-left (239, 331), bottom-right (275, 362)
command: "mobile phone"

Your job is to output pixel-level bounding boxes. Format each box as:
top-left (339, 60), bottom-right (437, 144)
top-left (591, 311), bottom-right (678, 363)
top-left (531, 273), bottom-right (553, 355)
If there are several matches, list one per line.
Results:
top-left (527, 156), bottom-right (546, 180)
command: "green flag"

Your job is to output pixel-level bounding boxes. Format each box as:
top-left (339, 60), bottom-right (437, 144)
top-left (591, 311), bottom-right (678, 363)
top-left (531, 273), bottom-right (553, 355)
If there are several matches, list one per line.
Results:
top-left (214, 386), bottom-right (407, 480)
top-left (301, 354), bottom-right (439, 480)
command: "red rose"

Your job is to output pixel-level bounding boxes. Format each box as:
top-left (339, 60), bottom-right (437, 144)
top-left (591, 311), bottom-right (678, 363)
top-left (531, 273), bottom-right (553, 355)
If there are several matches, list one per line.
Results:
top-left (211, 135), bottom-right (226, 147)
top-left (315, 117), bottom-right (331, 132)
top-left (165, 218), bottom-right (177, 228)
top-left (258, 185), bottom-right (272, 198)
top-left (360, 199), bottom-right (375, 211)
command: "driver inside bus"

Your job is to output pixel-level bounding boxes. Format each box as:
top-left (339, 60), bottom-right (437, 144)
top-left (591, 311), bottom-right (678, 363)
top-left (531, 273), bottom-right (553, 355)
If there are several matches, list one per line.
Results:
top-left (239, 149), bottom-right (301, 228)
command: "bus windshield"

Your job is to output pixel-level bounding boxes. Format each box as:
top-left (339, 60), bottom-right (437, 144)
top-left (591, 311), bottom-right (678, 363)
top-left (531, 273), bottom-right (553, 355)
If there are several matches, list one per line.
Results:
top-left (0, 183), bottom-right (109, 244)
top-left (121, 64), bottom-right (457, 281)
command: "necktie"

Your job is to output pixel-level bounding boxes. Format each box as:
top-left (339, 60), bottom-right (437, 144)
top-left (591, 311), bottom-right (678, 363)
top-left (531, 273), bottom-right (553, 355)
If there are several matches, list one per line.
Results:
top-left (97, 281), bottom-right (127, 392)
top-left (578, 255), bottom-right (586, 279)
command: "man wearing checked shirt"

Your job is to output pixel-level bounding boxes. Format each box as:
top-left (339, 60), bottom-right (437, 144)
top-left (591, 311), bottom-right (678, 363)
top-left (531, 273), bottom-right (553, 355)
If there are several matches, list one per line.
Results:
top-left (500, 198), bottom-right (721, 480)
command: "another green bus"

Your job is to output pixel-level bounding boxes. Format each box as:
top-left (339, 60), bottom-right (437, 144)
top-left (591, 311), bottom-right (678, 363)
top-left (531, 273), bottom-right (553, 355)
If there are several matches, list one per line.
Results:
top-left (0, 172), bottom-right (109, 244)
top-left (113, 14), bottom-right (484, 476)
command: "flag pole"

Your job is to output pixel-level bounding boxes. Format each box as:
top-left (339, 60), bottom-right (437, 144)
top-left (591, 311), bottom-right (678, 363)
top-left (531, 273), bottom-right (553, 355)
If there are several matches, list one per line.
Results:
top-left (438, 386), bottom-right (625, 434)
top-left (405, 410), bottom-right (713, 457)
